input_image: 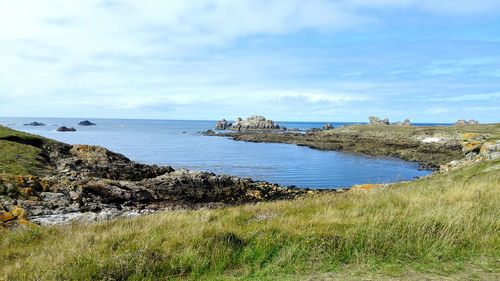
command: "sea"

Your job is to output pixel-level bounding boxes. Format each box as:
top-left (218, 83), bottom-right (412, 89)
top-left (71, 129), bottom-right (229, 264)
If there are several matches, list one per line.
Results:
top-left (0, 117), bottom-right (444, 189)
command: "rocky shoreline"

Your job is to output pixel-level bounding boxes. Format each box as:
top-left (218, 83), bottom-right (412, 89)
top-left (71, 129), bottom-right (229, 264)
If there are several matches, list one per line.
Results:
top-left (2, 120), bottom-right (499, 228)
top-left (204, 118), bottom-right (500, 169)
top-left (0, 126), bottom-right (316, 227)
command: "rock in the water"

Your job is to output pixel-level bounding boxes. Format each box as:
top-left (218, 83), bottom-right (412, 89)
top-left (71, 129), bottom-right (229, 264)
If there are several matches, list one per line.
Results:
top-left (215, 119), bottom-right (232, 130)
top-left (56, 126), bottom-right (76, 132)
top-left (230, 115), bottom-right (282, 131)
top-left (23, 121), bottom-right (45, 126)
top-left (368, 116), bottom-right (389, 125)
top-left (455, 119), bottom-right (480, 126)
top-left (323, 123), bottom-right (334, 130)
top-left (78, 120), bottom-right (96, 126)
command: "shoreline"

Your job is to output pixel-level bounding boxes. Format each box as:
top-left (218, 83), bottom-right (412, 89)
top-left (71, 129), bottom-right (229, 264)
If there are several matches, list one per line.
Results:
top-left (2, 123), bottom-right (499, 227)
top-left (203, 123), bottom-right (500, 169)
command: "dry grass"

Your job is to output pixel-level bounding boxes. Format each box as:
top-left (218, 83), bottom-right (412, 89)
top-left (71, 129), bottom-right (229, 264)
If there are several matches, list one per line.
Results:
top-left (1, 159), bottom-right (499, 280)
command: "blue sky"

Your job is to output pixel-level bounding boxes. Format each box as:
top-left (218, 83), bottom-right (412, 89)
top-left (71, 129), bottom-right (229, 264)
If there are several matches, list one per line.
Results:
top-left (0, 0), bottom-right (499, 122)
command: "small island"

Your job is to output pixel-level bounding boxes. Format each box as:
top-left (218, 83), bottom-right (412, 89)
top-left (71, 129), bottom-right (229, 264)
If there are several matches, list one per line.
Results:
top-left (23, 121), bottom-right (45, 126)
top-left (78, 120), bottom-right (96, 126)
top-left (56, 126), bottom-right (76, 132)
top-left (216, 115), bottom-right (284, 131)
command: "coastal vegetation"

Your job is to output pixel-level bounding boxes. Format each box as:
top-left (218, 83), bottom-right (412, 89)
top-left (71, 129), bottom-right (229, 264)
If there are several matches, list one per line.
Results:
top-left (1, 123), bottom-right (499, 280)
top-left (1, 157), bottom-right (499, 280)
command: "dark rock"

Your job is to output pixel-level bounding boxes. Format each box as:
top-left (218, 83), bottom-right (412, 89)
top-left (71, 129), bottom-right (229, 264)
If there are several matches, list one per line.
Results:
top-left (203, 130), bottom-right (217, 136)
top-left (323, 123), bottom-right (334, 130)
top-left (0, 140), bottom-right (309, 225)
top-left (56, 126), bottom-right (76, 132)
top-left (23, 122), bottom-right (45, 126)
top-left (78, 120), bottom-right (96, 126)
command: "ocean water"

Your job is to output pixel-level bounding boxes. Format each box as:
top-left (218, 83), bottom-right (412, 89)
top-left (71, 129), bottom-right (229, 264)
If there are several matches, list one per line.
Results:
top-left (0, 117), bottom-right (434, 189)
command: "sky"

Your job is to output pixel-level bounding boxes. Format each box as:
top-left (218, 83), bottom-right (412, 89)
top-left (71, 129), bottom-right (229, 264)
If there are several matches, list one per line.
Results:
top-left (1, 0), bottom-right (500, 123)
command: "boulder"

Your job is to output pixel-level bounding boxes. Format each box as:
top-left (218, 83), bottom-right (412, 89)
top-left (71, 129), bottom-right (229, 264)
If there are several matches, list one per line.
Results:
top-left (78, 120), bottom-right (96, 126)
top-left (394, 118), bottom-right (412, 127)
top-left (215, 119), bottom-right (232, 130)
top-left (323, 123), bottom-right (334, 130)
top-left (230, 115), bottom-right (282, 131)
top-left (23, 121), bottom-right (45, 126)
top-left (454, 119), bottom-right (480, 126)
top-left (368, 116), bottom-right (389, 125)
top-left (56, 126), bottom-right (76, 132)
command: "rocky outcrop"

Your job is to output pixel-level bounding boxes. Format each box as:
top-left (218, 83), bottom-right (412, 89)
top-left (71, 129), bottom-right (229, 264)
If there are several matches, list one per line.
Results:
top-left (215, 119), bottom-right (232, 130)
top-left (0, 136), bottom-right (310, 227)
top-left (204, 122), bottom-right (493, 169)
top-left (78, 120), bottom-right (96, 126)
top-left (57, 126), bottom-right (76, 132)
top-left (323, 123), bottom-right (334, 130)
top-left (454, 119), bottom-right (480, 126)
top-left (368, 116), bottom-right (390, 125)
top-left (230, 116), bottom-right (283, 131)
top-left (394, 119), bottom-right (412, 127)
top-left (0, 202), bottom-right (34, 228)
top-left (440, 134), bottom-right (500, 172)
top-left (23, 122), bottom-right (45, 126)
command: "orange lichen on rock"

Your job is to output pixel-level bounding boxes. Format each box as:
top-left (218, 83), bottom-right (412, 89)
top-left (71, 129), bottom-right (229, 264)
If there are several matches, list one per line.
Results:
top-left (21, 187), bottom-right (35, 196)
top-left (15, 176), bottom-right (26, 186)
top-left (462, 141), bottom-right (482, 153)
top-left (11, 206), bottom-right (27, 219)
top-left (247, 189), bottom-right (263, 199)
top-left (0, 210), bottom-right (16, 222)
top-left (350, 184), bottom-right (385, 192)
top-left (18, 218), bottom-right (36, 226)
top-left (462, 133), bottom-right (480, 140)
top-left (1, 206), bottom-right (34, 228)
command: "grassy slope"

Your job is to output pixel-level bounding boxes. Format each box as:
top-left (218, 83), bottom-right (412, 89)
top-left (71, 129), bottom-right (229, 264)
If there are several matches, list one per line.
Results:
top-left (1, 158), bottom-right (498, 280)
top-left (0, 126), bottom-right (58, 176)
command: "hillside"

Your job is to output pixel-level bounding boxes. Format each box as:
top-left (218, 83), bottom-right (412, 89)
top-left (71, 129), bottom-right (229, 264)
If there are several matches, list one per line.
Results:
top-left (1, 157), bottom-right (499, 280)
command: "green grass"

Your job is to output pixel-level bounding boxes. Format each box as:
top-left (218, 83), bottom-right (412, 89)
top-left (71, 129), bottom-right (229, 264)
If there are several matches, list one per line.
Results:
top-left (324, 123), bottom-right (500, 140)
top-left (0, 126), bottom-right (59, 176)
top-left (1, 158), bottom-right (499, 280)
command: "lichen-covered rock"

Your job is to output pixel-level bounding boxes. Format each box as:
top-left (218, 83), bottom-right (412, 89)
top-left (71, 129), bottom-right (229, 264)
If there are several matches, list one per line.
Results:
top-left (0, 205), bottom-right (33, 228)
top-left (455, 119), bottom-right (480, 126)
top-left (215, 119), bottom-right (232, 130)
top-left (368, 116), bottom-right (389, 125)
top-left (0, 141), bottom-right (310, 227)
top-left (462, 141), bottom-right (482, 154)
top-left (394, 119), bottom-right (412, 127)
top-left (58, 144), bottom-right (173, 180)
top-left (350, 184), bottom-right (386, 192)
top-left (230, 116), bottom-right (282, 131)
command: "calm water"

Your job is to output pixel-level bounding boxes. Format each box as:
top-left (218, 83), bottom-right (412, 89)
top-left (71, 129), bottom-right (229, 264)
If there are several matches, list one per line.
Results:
top-left (0, 117), bottom-right (433, 189)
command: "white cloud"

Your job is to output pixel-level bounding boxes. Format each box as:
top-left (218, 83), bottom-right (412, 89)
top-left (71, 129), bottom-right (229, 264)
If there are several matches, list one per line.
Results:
top-left (430, 92), bottom-right (500, 102)
top-left (1, 0), bottom-right (500, 121)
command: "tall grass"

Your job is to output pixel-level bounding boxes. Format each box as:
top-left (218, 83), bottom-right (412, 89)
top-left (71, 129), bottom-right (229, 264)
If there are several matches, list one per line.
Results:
top-left (1, 159), bottom-right (499, 280)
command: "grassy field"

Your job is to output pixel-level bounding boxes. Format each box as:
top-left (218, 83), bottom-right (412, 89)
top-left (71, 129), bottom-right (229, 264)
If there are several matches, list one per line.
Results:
top-left (1, 157), bottom-right (499, 280)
